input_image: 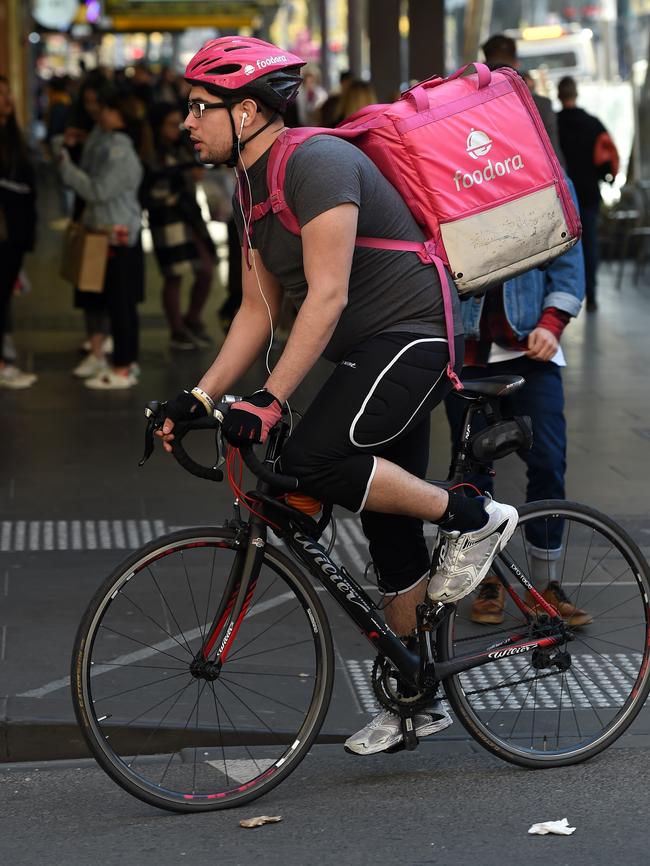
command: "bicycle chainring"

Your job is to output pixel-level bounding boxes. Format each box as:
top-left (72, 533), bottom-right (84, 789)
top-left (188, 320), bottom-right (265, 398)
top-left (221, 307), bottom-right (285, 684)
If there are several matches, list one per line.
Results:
top-left (371, 655), bottom-right (438, 714)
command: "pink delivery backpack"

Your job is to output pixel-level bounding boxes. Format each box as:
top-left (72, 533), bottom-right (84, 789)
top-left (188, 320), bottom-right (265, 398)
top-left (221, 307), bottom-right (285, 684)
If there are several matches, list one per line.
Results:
top-left (243, 63), bottom-right (581, 386)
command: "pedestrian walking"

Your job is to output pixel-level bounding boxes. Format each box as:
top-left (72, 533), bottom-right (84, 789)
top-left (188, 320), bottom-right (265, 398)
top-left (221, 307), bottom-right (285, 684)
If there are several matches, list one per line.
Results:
top-left (141, 102), bottom-right (216, 350)
top-left (62, 71), bottom-right (115, 377)
top-left (481, 34), bottom-right (563, 161)
top-left (59, 87), bottom-right (145, 389)
top-left (445, 182), bottom-right (589, 626)
top-left (557, 76), bottom-right (619, 312)
top-left (0, 75), bottom-right (38, 389)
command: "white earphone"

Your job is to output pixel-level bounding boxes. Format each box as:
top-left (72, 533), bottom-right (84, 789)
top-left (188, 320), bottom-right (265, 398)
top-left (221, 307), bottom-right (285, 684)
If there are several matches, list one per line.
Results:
top-left (238, 112), bottom-right (248, 138)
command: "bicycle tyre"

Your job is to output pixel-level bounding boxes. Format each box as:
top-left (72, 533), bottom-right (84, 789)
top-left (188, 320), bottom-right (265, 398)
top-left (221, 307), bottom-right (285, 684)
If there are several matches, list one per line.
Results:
top-left (72, 527), bottom-right (334, 812)
top-left (439, 500), bottom-right (650, 768)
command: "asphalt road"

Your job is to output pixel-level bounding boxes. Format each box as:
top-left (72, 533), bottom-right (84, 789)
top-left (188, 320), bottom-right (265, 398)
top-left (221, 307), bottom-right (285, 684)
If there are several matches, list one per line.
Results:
top-left (1, 743), bottom-right (648, 866)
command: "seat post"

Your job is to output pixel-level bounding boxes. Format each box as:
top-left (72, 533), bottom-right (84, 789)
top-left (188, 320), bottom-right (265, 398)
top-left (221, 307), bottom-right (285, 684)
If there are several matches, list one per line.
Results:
top-left (447, 400), bottom-right (483, 485)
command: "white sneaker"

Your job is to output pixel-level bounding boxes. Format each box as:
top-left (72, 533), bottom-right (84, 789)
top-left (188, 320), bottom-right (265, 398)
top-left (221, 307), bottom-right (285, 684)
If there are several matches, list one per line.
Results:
top-left (72, 354), bottom-right (108, 378)
top-left (81, 336), bottom-right (113, 354)
top-left (427, 498), bottom-right (519, 604)
top-left (344, 701), bottom-right (452, 756)
top-left (0, 365), bottom-right (37, 389)
top-left (84, 369), bottom-right (137, 390)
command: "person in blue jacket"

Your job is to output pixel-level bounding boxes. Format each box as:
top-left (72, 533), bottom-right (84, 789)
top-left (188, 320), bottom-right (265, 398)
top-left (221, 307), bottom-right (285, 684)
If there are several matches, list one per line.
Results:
top-left (445, 182), bottom-right (588, 627)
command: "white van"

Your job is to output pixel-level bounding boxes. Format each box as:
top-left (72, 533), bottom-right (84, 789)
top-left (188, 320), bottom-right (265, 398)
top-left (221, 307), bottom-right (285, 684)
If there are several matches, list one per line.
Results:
top-left (508, 26), bottom-right (597, 84)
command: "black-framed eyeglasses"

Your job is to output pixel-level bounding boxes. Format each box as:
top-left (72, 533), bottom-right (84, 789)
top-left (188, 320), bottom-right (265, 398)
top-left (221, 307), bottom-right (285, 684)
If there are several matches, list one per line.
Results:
top-left (187, 100), bottom-right (230, 119)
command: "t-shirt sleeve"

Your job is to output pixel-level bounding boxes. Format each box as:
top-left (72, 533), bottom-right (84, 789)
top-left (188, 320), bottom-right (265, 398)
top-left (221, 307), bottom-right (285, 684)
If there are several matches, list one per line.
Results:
top-left (284, 137), bottom-right (364, 227)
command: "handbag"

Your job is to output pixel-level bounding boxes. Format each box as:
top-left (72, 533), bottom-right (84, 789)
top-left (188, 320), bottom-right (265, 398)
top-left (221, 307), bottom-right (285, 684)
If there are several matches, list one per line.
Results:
top-left (60, 222), bottom-right (109, 292)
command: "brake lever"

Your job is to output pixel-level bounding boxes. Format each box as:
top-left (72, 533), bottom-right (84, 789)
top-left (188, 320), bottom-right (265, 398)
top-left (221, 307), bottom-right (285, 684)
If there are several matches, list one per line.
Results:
top-left (139, 401), bottom-right (164, 467)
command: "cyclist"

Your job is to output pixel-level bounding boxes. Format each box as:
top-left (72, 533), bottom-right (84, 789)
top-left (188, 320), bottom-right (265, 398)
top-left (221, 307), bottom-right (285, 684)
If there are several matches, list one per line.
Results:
top-left (157, 36), bottom-right (518, 755)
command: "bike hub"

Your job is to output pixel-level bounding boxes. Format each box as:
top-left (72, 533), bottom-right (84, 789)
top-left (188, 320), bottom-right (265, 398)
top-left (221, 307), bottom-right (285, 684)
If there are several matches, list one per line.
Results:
top-left (190, 658), bottom-right (222, 681)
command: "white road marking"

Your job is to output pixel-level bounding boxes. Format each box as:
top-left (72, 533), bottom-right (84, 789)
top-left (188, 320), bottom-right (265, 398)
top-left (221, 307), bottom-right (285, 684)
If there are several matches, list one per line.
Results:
top-left (18, 591), bottom-right (296, 699)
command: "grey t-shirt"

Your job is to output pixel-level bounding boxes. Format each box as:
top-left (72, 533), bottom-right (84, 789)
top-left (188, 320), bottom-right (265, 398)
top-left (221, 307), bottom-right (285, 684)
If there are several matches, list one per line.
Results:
top-left (234, 134), bottom-right (461, 362)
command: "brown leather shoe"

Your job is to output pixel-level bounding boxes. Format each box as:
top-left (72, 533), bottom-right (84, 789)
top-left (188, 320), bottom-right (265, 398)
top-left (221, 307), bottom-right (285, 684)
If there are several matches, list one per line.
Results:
top-left (470, 576), bottom-right (505, 625)
top-left (526, 581), bottom-right (593, 628)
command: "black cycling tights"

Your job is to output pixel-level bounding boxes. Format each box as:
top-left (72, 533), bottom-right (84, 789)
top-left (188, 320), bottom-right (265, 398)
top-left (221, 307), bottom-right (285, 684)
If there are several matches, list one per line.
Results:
top-left (281, 331), bottom-right (464, 593)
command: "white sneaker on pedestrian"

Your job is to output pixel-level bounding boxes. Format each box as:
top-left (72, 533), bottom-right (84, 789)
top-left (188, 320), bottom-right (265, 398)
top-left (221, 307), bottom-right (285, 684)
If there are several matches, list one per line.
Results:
top-left (81, 335), bottom-right (113, 355)
top-left (0, 365), bottom-right (37, 389)
top-left (427, 498), bottom-right (519, 604)
top-left (84, 369), bottom-right (137, 390)
top-left (344, 701), bottom-right (452, 756)
top-left (72, 354), bottom-right (108, 378)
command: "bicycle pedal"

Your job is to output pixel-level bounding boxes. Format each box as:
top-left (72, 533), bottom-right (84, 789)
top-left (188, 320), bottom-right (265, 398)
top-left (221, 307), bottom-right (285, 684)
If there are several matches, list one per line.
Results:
top-left (400, 715), bottom-right (419, 751)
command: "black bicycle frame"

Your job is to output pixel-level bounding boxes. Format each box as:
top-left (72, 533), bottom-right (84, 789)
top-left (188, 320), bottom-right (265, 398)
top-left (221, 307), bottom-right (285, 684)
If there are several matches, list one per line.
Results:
top-left (200, 512), bottom-right (566, 691)
top-left (195, 394), bottom-right (567, 688)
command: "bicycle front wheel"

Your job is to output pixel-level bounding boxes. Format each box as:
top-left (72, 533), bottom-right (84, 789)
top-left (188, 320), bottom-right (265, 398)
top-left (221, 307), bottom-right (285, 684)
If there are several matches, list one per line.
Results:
top-left (72, 527), bottom-right (334, 812)
top-left (440, 501), bottom-right (650, 768)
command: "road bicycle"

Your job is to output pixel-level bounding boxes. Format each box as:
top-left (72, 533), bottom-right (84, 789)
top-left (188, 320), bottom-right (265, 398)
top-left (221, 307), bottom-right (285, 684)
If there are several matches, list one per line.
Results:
top-left (71, 375), bottom-right (650, 812)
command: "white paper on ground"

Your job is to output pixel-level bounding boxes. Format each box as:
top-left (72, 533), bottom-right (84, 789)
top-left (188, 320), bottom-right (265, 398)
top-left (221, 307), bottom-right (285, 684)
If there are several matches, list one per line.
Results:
top-left (528, 818), bottom-right (576, 836)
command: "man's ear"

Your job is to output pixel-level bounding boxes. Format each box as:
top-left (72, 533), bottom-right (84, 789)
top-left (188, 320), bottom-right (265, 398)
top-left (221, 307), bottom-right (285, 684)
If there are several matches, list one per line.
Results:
top-left (240, 98), bottom-right (259, 120)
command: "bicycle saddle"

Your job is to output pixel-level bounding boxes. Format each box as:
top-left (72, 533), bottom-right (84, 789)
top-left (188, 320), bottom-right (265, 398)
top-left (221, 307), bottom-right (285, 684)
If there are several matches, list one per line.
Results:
top-left (459, 375), bottom-right (525, 399)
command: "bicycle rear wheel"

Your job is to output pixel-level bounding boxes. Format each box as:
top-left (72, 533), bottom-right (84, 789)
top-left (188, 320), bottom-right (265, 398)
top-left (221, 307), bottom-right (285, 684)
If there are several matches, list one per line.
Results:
top-left (440, 501), bottom-right (650, 768)
top-left (72, 527), bottom-right (334, 812)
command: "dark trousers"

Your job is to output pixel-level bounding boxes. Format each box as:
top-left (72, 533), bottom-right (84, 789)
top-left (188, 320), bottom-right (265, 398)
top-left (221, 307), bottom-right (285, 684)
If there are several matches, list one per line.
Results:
top-left (104, 244), bottom-right (144, 367)
top-left (579, 204), bottom-right (599, 306)
top-left (281, 332), bottom-right (464, 593)
top-left (445, 357), bottom-right (566, 551)
top-left (0, 244), bottom-right (24, 363)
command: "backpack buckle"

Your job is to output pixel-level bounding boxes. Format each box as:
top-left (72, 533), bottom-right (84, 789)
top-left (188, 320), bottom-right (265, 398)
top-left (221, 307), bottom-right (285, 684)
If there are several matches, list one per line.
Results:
top-left (269, 191), bottom-right (287, 214)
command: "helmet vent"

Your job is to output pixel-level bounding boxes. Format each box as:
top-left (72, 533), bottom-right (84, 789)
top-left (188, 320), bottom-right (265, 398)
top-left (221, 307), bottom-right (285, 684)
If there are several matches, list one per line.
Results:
top-left (205, 64), bottom-right (242, 76)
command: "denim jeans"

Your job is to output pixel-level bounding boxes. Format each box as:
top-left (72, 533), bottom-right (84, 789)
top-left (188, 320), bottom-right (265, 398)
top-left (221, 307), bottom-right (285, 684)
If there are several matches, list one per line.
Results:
top-left (445, 356), bottom-right (566, 551)
top-left (579, 204), bottom-right (599, 306)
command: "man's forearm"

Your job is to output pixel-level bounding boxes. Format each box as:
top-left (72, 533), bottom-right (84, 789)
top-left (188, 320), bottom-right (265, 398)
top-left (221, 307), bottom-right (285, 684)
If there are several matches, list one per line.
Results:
top-left (264, 291), bottom-right (345, 402)
top-left (197, 303), bottom-right (275, 399)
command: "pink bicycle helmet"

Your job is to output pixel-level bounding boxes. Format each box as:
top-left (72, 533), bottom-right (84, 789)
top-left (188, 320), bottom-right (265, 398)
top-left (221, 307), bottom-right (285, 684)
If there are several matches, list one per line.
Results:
top-left (185, 36), bottom-right (305, 112)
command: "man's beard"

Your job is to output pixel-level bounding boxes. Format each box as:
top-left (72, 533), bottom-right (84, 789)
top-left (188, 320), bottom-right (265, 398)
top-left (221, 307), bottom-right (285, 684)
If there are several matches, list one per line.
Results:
top-left (203, 142), bottom-right (233, 166)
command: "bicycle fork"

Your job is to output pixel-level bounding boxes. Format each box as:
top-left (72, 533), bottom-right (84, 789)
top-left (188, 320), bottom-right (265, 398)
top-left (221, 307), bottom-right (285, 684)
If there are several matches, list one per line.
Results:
top-left (191, 522), bottom-right (267, 679)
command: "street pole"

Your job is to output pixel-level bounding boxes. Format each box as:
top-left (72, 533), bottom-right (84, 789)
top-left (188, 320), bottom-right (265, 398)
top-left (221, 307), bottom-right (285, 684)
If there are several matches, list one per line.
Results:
top-left (368, 0), bottom-right (401, 102)
top-left (318, 0), bottom-right (331, 92)
top-left (347, 0), bottom-right (363, 78)
top-left (409, 0), bottom-right (444, 81)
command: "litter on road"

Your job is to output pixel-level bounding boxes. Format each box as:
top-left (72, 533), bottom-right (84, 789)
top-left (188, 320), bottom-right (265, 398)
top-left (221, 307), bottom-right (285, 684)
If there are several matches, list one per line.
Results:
top-left (239, 815), bottom-right (283, 829)
top-left (528, 818), bottom-right (576, 836)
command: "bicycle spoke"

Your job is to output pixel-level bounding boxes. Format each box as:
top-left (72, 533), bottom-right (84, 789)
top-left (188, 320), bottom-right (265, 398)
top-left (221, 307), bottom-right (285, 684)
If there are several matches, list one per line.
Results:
top-left (147, 567), bottom-right (195, 656)
top-left (227, 604), bottom-right (303, 661)
top-left (228, 638), bottom-right (315, 663)
top-left (98, 624), bottom-right (190, 666)
top-left (96, 670), bottom-right (190, 703)
top-left (118, 589), bottom-right (191, 658)
top-left (181, 550), bottom-right (205, 642)
top-left (219, 675), bottom-right (310, 715)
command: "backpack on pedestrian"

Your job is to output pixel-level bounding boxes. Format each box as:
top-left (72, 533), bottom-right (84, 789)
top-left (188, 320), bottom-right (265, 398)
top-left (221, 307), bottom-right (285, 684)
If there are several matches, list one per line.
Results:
top-left (242, 63), bottom-right (581, 386)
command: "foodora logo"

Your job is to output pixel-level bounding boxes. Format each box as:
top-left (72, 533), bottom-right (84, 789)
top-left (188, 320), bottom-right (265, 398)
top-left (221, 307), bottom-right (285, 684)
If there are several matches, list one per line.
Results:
top-left (452, 128), bottom-right (525, 192)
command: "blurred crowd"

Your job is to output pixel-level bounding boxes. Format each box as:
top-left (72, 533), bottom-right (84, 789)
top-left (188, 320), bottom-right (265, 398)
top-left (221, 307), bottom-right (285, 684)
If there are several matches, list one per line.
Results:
top-left (0, 61), bottom-right (379, 391)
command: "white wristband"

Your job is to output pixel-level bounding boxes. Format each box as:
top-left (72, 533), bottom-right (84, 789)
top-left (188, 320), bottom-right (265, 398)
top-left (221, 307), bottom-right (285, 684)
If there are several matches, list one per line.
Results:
top-left (191, 387), bottom-right (215, 414)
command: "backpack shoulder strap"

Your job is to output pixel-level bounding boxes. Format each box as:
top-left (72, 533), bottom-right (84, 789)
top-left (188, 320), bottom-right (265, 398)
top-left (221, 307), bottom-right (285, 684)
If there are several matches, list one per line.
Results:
top-left (243, 128), bottom-right (329, 236)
